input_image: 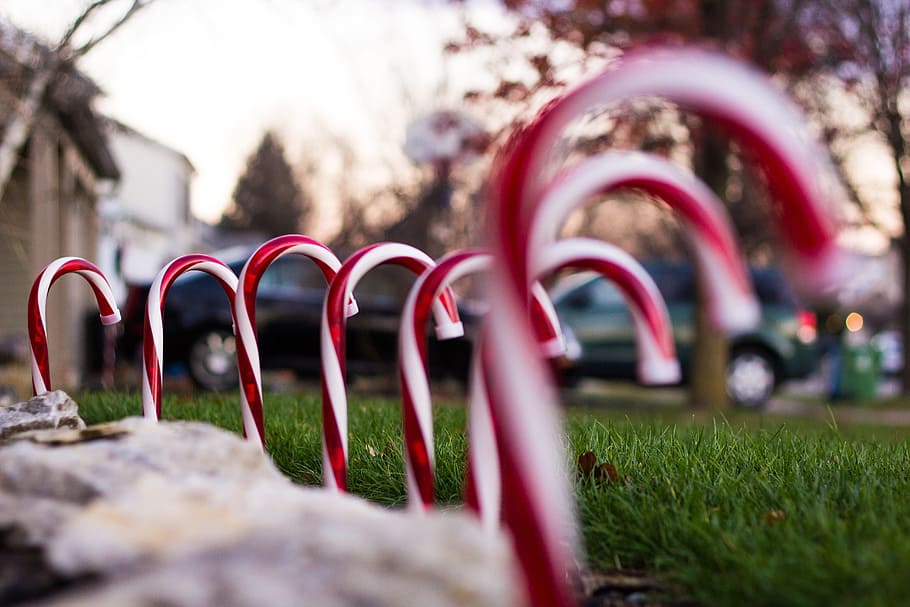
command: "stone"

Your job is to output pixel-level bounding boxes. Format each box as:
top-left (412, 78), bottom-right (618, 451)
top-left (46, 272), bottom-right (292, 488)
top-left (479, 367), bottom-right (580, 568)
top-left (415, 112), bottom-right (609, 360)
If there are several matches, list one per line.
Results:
top-left (39, 497), bottom-right (513, 607)
top-left (0, 412), bottom-right (516, 607)
top-left (0, 391), bottom-right (85, 440)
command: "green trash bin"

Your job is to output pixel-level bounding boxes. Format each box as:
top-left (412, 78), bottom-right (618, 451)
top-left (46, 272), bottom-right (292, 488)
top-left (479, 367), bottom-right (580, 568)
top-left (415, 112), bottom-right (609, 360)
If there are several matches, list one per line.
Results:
top-left (836, 340), bottom-right (882, 401)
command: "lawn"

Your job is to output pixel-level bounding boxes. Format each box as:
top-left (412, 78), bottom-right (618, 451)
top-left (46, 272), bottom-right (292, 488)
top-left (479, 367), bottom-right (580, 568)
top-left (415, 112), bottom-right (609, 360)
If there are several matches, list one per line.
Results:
top-left (77, 390), bottom-right (910, 607)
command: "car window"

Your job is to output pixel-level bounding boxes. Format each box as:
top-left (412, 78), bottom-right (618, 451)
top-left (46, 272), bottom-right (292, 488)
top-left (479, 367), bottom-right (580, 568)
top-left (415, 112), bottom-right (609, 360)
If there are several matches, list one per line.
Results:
top-left (562, 278), bottom-right (625, 310)
top-left (259, 257), bottom-right (329, 291)
top-left (751, 269), bottom-right (799, 307)
top-left (589, 279), bottom-right (626, 307)
top-left (646, 264), bottom-right (695, 303)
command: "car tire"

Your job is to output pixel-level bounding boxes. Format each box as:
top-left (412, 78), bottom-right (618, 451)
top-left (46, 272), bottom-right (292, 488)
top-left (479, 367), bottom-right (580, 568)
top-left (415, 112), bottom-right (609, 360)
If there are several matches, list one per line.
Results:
top-left (186, 328), bottom-right (239, 391)
top-left (726, 347), bottom-right (777, 408)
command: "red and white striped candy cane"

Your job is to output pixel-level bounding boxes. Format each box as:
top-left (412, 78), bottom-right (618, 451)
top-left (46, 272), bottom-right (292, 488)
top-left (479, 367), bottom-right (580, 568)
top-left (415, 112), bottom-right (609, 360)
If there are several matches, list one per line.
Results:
top-left (28, 257), bottom-right (121, 395)
top-left (486, 48), bottom-right (846, 607)
top-left (464, 238), bottom-right (681, 532)
top-left (321, 242), bottom-right (462, 493)
top-left (532, 238), bottom-right (679, 386)
top-left (397, 248), bottom-right (568, 517)
top-left (235, 235), bottom-right (356, 449)
top-left (530, 151), bottom-right (759, 332)
top-left (143, 255), bottom-right (239, 420)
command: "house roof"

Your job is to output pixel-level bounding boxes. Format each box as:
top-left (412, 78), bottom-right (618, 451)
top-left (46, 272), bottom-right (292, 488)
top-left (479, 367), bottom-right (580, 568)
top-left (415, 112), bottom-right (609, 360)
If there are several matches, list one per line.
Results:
top-left (0, 20), bottom-right (120, 180)
top-left (107, 118), bottom-right (196, 173)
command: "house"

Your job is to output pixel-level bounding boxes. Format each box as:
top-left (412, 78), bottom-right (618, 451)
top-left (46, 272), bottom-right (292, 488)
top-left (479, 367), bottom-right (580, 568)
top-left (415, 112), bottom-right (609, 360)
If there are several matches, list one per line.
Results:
top-left (0, 23), bottom-right (119, 391)
top-left (97, 119), bottom-right (199, 302)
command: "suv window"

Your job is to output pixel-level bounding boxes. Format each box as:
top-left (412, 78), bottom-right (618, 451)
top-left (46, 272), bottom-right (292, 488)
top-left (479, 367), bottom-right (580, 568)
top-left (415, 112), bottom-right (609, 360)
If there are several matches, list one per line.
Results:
top-left (259, 257), bottom-right (327, 291)
top-left (750, 268), bottom-right (799, 308)
top-left (645, 264), bottom-right (695, 303)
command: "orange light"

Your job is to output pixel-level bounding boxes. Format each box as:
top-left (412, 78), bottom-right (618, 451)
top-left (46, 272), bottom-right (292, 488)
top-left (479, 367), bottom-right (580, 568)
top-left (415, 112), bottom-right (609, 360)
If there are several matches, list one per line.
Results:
top-left (845, 312), bottom-right (864, 333)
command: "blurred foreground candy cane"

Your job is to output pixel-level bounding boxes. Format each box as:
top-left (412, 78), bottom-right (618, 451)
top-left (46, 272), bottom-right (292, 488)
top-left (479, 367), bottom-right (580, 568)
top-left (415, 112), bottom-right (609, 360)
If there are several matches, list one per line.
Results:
top-left (321, 242), bottom-right (463, 492)
top-left (235, 235), bottom-right (356, 449)
top-left (486, 48), bottom-right (847, 607)
top-left (28, 257), bottom-right (121, 395)
top-left (530, 151), bottom-right (760, 331)
top-left (468, 239), bottom-right (681, 532)
top-left (143, 255), bottom-right (238, 420)
top-left (397, 248), bottom-right (570, 517)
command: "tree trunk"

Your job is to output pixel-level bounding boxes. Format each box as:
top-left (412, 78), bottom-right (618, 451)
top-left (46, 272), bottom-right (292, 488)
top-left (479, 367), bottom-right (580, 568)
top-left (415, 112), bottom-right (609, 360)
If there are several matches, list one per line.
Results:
top-left (900, 235), bottom-right (910, 396)
top-left (686, 0), bottom-right (733, 411)
top-left (896, 168), bottom-right (910, 396)
top-left (689, 133), bottom-right (731, 410)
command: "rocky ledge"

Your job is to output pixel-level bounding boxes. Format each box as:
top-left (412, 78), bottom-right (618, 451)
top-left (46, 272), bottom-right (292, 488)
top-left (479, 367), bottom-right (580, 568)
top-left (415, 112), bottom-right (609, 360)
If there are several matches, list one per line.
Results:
top-left (0, 393), bottom-right (515, 607)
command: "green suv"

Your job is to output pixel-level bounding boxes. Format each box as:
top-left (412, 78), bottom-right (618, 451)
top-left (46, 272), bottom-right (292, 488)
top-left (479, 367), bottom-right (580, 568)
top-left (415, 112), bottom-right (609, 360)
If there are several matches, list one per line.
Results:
top-left (551, 262), bottom-right (819, 407)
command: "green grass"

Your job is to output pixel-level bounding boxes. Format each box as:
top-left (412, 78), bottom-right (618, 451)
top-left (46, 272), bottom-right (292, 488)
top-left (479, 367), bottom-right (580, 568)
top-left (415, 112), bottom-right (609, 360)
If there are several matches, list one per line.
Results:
top-left (77, 391), bottom-right (910, 606)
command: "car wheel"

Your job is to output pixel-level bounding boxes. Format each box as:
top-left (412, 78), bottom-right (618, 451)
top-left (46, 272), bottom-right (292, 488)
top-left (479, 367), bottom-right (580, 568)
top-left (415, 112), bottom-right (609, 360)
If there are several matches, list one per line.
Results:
top-left (187, 329), bottom-right (238, 391)
top-left (726, 347), bottom-right (777, 408)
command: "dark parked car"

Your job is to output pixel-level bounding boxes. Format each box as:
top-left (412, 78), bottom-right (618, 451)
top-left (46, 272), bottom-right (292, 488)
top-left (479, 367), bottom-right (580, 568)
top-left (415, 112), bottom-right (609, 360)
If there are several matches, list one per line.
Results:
top-left (114, 250), bottom-right (477, 391)
top-left (551, 262), bottom-right (819, 407)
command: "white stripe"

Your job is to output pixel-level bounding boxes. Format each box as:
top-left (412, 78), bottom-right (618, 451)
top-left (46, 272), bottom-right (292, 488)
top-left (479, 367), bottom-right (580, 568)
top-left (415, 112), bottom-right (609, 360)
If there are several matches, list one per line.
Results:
top-left (320, 304), bottom-right (349, 480)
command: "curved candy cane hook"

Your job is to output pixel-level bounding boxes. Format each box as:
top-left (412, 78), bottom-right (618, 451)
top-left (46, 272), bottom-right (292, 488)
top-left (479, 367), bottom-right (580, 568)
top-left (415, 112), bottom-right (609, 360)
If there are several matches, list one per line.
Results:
top-left (397, 248), bottom-right (568, 516)
top-left (530, 151), bottom-right (760, 331)
top-left (495, 47), bottom-right (845, 296)
top-left (235, 235), bottom-right (356, 449)
top-left (28, 257), bottom-right (121, 395)
top-left (321, 242), bottom-right (463, 493)
top-left (467, 239), bottom-right (680, 533)
top-left (143, 255), bottom-right (238, 420)
top-left (486, 48), bottom-right (847, 607)
top-left (534, 238), bottom-right (679, 385)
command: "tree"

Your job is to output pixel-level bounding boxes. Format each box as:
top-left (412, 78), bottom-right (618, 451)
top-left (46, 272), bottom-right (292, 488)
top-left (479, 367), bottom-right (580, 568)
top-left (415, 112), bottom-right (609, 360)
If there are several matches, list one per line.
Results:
top-left (0, 0), bottom-right (154, 204)
top-left (817, 0), bottom-right (910, 393)
top-left (220, 132), bottom-right (310, 238)
top-left (449, 0), bottom-right (854, 409)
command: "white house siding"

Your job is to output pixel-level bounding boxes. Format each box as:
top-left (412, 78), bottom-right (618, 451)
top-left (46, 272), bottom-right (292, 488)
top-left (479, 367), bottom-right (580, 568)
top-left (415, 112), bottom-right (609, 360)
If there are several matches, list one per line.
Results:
top-left (99, 122), bottom-right (197, 300)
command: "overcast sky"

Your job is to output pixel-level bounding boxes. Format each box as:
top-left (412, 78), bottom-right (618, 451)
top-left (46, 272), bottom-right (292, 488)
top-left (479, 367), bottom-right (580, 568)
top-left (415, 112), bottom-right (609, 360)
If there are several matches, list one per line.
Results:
top-left (1, 0), bottom-right (899, 253)
top-left (0, 0), bottom-right (491, 230)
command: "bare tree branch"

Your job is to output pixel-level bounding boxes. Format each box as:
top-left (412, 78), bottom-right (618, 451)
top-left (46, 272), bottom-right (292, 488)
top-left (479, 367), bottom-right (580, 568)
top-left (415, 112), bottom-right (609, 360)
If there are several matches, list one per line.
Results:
top-left (73, 0), bottom-right (152, 57)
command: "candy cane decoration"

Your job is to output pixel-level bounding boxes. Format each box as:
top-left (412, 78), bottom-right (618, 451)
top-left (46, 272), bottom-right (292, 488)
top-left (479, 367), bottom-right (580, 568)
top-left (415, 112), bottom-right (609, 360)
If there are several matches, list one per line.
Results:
top-left (235, 235), bottom-right (357, 449)
top-left (143, 255), bottom-right (239, 420)
top-left (533, 238), bottom-right (679, 385)
top-left (397, 248), bottom-right (570, 516)
top-left (28, 257), bottom-right (121, 395)
top-left (530, 151), bottom-right (759, 332)
top-left (468, 239), bottom-right (680, 532)
top-left (486, 48), bottom-right (846, 607)
top-left (321, 242), bottom-right (463, 492)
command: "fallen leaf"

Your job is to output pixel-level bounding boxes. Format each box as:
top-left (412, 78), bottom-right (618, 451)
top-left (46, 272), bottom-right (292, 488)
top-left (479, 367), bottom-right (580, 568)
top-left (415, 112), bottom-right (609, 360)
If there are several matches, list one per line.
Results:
top-left (595, 462), bottom-right (619, 484)
top-left (763, 509), bottom-right (786, 525)
top-left (577, 451), bottom-right (598, 478)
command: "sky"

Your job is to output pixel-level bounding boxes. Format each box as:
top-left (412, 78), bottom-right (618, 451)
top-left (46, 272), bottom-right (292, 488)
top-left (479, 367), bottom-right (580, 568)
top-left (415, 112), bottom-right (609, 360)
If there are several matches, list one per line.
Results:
top-left (0, 0), bottom-right (491, 233)
top-left (0, 0), bottom-right (900, 253)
